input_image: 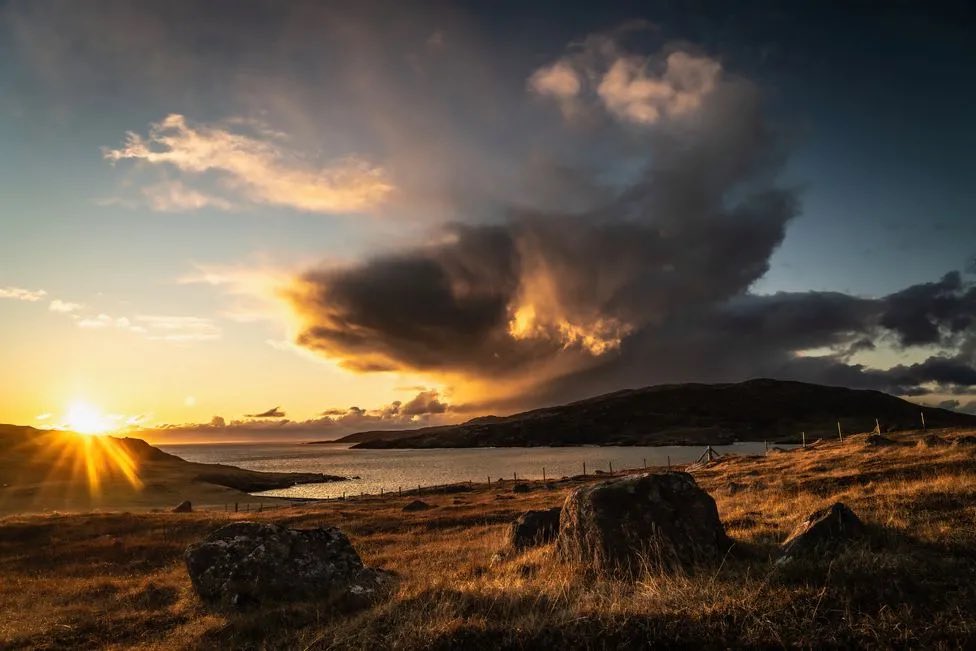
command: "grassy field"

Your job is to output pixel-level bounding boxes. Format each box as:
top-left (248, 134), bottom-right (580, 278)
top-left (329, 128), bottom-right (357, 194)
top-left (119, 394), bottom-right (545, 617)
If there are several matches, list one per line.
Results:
top-left (3, 429), bottom-right (976, 649)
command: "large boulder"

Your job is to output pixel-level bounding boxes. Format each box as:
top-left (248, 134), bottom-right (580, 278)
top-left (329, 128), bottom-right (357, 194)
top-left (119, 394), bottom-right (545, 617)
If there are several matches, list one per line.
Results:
top-left (779, 502), bottom-right (864, 562)
top-left (557, 472), bottom-right (731, 573)
top-left (184, 522), bottom-right (391, 609)
top-left (402, 499), bottom-right (432, 512)
top-left (509, 508), bottom-right (561, 549)
top-left (172, 500), bottom-right (192, 513)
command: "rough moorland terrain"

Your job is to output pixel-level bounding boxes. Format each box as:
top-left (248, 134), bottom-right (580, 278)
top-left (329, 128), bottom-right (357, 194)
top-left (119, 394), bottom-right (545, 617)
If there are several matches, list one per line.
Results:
top-left (3, 428), bottom-right (976, 648)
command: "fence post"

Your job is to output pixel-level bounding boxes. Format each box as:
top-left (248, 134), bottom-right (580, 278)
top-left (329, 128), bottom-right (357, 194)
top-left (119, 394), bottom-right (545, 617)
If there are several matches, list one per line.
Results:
top-left (514, 471), bottom-right (518, 482)
top-left (542, 467), bottom-right (546, 482)
top-left (837, 420), bottom-right (843, 441)
top-left (609, 460), bottom-right (613, 475)
top-left (418, 484), bottom-right (422, 496)
top-left (398, 486), bottom-right (402, 496)
top-left (642, 457), bottom-right (646, 470)
top-left (667, 455), bottom-right (671, 470)
top-left (583, 461), bottom-right (586, 476)
top-left (764, 440), bottom-right (768, 455)
top-left (921, 411), bottom-right (927, 431)
top-left (487, 475), bottom-right (491, 487)
top-left (802, 431), bottom-right (806, 448)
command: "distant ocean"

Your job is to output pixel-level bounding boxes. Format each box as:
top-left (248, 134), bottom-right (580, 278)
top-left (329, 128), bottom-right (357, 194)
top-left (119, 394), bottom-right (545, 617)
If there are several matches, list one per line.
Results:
top-left (158, 441), bottom-right (781, 499)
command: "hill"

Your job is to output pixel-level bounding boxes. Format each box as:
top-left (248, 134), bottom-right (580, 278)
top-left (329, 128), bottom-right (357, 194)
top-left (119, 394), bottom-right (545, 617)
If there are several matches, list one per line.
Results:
top-left (0, 425), bottom-right (345, 514)
top-left (329, 378), bottom-right (976, 449)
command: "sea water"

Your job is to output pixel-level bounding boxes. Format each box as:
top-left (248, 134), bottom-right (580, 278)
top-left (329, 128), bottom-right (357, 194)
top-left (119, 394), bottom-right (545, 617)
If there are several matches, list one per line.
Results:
top-left (158, 440), bottom-right (784, 499)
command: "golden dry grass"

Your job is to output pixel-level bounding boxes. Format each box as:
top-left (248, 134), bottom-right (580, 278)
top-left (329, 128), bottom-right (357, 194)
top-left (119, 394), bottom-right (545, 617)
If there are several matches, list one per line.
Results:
top-left (3, 429), bottom-right (976, 649)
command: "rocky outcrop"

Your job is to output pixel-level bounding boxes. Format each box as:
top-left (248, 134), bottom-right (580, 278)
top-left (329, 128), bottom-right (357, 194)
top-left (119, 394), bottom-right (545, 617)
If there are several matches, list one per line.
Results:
top-left (172, 500), bottom-right (192, 513)
top-left (779, 502), bottom-right (864, 562)
top-left (184, 522), bottom-right (391, 609)
top-left (509, 508), bottom-right (561, 549)
top-left (402, 499), bottom-right (432, 512)
top-left (557, 472), bottom-right (731, 572)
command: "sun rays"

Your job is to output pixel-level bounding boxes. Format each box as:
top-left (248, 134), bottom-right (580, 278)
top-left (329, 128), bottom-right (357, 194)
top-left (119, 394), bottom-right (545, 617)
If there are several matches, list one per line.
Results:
top-left (22, 428), bottom-right (145, 501)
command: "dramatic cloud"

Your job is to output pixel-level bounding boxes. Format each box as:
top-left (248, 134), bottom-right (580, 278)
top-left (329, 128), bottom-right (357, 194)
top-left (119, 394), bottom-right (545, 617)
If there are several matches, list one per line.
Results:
top-left (104, 114), bottom-right (394, 214)
top-left (880, 271), bottom-right (976, 347)
top-left (281, 32), bottom-right (798, 403)
top-left (401, 390), bottom-right (449, 416)
top-left (596, 52), bottom-right (721, 125)
top-left (0, 286), bottom-right (46, 301)
top-left (528, 29), bottom-right (721, 126)
top-left (271, 28), bottom-right (976, 411)
top-left (528, 61), bottom-right (581, 99)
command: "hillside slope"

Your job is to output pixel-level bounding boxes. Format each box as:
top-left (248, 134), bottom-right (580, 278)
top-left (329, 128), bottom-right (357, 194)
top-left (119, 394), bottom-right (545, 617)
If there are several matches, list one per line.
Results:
top-left (0, 425), bottom-right (345, 514)
top-left (331, 379), bottom-right (976, 449)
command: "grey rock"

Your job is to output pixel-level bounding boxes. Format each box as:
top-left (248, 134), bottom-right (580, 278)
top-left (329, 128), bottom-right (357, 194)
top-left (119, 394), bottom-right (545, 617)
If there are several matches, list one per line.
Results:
top-left (779, 502), bottom-right (864, 562)
top-left (509, 508), bottom-right (561, 549)
top-left (184, 522), bottom-right (391, 609)
top-left (557, 472), bottom-right (731, 573)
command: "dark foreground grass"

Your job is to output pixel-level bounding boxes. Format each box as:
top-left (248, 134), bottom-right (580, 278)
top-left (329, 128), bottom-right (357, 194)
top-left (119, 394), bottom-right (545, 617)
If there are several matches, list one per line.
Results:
top-left (3, 429), bottom-right (976, 649)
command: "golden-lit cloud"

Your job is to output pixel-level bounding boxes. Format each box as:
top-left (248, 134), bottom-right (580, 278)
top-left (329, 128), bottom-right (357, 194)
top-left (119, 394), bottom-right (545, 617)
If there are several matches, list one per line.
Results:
top-left (74, 312), bottom-right (221, 342)
top-left (134, 315), bottom-right (221, 342)
top-left (49, 299), bottom-right (82, 313)
top-left (0, 286), bottom-right (46, 301)
top-left (142, 180), bottom-right (234, 212)
top-left (529, 29), bottom-right (722, 127)
top-left (104, 114), bottom-right (394, 214)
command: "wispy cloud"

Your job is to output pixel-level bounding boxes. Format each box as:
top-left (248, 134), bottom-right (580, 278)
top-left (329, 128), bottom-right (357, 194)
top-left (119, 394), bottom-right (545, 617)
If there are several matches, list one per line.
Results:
top-left (104, 114), bottom-right (394, 214)
top-left (49, 299), bottom-right (82, 313)
top-left (75, 312), bottom-right (221, 342)
top-left (141, 180), bottom-right (234, 212)
top-left (77, 314), bottom-right (136, 330)
top-left (0, 286), bottom-right (47, 301)
top-left (134, 315), bottom-right (221, 342)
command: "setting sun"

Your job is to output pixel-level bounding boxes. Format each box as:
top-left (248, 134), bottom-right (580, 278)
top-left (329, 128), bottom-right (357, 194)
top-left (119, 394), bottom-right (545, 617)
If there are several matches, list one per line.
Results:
top-left (64, 401), bottom-right (113, 435)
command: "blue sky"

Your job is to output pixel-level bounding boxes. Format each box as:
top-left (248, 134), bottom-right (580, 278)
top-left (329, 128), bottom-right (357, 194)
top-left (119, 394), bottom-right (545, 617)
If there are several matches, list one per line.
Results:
top-left (1, 1), bottom-right (974, 438)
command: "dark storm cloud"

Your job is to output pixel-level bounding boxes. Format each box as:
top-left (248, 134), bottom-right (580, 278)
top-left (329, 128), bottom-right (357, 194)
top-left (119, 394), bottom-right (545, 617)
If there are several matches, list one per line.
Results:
top-left (880, 272), bottom-right (976, 346)
top-left (401, 390), bottom-right (448, 416)
top-left (274, 25), bottom-right (976, 409)
top-left (245, 406), bottom-right (285, 418)
top-left (286, 32), bottom-right (801, 395)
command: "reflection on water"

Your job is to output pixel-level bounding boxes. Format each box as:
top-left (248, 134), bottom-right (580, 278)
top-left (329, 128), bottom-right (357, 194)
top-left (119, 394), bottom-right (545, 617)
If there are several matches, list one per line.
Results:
top-left (159, 440), bottom-right (790, 499)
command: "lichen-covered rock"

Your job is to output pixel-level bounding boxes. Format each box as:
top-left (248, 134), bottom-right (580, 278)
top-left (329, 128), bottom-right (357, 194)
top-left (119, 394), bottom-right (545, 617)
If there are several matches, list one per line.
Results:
top-left (779, 502), bottom-right (864, 562)
top-left (557, 472), bottom-right (731, 573)
top-left (184, 522), bottom-right (391, 609)
top-left (509, 508), bottom-right (561, 549)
